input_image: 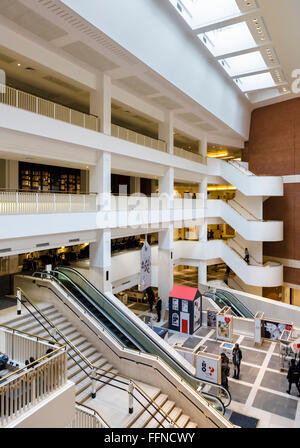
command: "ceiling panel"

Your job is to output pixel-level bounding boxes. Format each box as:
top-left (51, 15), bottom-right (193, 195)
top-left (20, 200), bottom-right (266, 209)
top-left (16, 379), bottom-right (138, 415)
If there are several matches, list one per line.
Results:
top-left (63, 41), bottom-right (119, 71)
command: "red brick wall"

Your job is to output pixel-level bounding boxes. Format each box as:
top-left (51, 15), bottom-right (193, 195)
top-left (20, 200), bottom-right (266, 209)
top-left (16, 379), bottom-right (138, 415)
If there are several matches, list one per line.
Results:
top-left (248, 98), bottom-right (300, 285)
top-left (249, 98), bottom-right (300, 176)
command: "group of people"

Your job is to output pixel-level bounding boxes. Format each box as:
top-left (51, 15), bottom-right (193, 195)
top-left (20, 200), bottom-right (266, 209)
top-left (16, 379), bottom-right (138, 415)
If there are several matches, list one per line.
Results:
top-left (287, 358), bottom-right (300, 396)
top-left (145, 287), bottom-right (162, 322)
top-left (221, 344), bottom-right (243, 392)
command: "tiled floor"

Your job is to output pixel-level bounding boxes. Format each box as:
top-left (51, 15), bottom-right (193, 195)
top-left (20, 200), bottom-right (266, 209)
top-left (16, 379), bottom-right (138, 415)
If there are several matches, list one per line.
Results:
top-left (128, 300), bottom-right (300, 428)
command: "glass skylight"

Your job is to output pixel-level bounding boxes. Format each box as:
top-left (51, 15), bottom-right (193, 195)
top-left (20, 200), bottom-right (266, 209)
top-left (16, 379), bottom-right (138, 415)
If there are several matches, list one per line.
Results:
top-left (188, 0), bottom-right (241, 28)
top-left (220, 52), bottom-right (268, 77)
top-left (234, 72), bottom-right (276, 92)
top-left (199, 22), bottom-right (256, 57)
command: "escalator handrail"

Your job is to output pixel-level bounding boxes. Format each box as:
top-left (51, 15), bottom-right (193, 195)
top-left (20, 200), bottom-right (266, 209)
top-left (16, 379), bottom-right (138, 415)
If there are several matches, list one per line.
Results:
top-left (32, 277), bottom-right (230, 422)
top-left (217, 289), bottom-right (254, 318)
top-left (33, 271), bottom-right (143, 351)
top-left (54, 266), bottom-right (232, 407)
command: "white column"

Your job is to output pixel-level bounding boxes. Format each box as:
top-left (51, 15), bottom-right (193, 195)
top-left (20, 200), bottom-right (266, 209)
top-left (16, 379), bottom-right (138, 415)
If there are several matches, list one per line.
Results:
top-left (89, 152), bottom-right (112, 293)
top-left (130, 177), bottom-right (141, 195)
top-left (90, 74), bottom-right (111, 135)
top-left (159, 111), bottom-right (174, 155)
top-left (5, 160), bottom-right (18, 190)
top-left (198, 178), bottom-right (207, 241)
top-left (198, 134), bottom-right (207, 159)
top-left (198, 261), bottom-right (207, 285)
top-left (158, 167), bottom-right (174, 310)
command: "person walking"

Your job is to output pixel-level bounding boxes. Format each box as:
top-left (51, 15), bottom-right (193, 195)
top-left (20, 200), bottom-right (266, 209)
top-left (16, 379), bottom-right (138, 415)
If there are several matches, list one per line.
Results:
top-left (286, 359), bottom-right (300, 396)
top-left (145, 286), bottom-right (155, 312)
top-left (156, 297), bottom-right (162, 323)
top-left (244, 248), bottom-right (250, 264)
top-left (232, 343), bottom-right (242, 379)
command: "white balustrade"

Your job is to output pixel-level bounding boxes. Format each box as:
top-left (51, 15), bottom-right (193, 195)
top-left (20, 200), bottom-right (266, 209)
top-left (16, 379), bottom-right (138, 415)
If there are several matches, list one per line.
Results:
top-left (111, 124), bottom-right (167, 153)
top-left (0, 325), bottom-right (66, 427)
top-left (68, 404), bottom-right (109, 428)
top-left (174, 146), bottom-right (206, 164)
top-left (0, 192), bottom-right (97, 215)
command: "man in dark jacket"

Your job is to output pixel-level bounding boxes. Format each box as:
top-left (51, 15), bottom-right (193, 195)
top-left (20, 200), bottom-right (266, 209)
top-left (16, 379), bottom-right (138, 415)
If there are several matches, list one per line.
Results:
top-left (156, 297), bottom-right (162, 323)
top-left (221, 353), bottom-right (230, 392)
top-left (287, 359), bottom-right (300, 396)
top-left (145, 286), bottom-right (155, 312)
top-left (232, 343), bottom-right (242, 380)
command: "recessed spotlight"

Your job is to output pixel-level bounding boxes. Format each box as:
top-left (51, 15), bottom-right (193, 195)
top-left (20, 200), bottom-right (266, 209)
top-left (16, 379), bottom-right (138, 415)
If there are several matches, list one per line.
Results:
top-left (17, 63), bottom-right (21, 67)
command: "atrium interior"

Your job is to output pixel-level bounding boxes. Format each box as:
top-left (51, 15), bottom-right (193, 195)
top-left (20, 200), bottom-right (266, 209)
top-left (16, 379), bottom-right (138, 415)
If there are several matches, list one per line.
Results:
top-left (0, 0), bottom-right (299, 431)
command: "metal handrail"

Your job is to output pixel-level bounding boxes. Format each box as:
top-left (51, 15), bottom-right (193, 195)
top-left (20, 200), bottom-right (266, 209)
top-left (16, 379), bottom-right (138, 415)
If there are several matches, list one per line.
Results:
top-left (0, 323), bottom-right (63, 346)
top-left (53, 267), bottom-right (231, 406)
top-left (16, 287), bottom-right (180, 428)
top-left (227, 238), bottom-right (263, 266)
top-left (75, 402), bottom-right (111, 428)
top-left (0, 345), bottom-right (66, 383)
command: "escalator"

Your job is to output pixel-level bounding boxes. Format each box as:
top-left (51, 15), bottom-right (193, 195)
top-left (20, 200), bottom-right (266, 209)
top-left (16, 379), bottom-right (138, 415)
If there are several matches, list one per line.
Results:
top-left (33, 266), bottom-right (231, 413)
top-left (205, 289), bottom-right (253, 318)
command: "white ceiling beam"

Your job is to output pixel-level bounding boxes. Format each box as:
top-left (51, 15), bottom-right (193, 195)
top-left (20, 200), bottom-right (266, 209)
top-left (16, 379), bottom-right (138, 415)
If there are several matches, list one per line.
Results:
top-left (215, 41), bottom-right (273, 60)
top-left (192, 9), bottom-right (261, 34)
top-left (230, 65), bottom-right (281, 79)
top-left (243, 81), bottom-right (288, 95)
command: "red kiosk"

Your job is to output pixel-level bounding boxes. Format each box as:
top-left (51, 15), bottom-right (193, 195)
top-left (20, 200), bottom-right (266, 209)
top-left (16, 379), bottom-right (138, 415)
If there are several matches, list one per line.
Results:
top-left (169, 285), bottom-right (202, 335)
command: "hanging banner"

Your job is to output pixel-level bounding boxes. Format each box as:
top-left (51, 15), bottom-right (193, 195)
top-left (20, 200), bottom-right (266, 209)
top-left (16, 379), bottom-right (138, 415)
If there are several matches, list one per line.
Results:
top-left (140, 241), bottom-right (151, 291)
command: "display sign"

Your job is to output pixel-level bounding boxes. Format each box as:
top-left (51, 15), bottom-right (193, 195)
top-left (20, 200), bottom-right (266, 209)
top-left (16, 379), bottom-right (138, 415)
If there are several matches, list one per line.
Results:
top-left (261, 320), bottom-right (293, 341)
top-left (207, 310), bottom-right (217, 328)
top-left (195, 354), bottom-right (219, 383)
top-left (140, 241), bottom-right (151, 291)
top-left (216, 308), bottom-right (233, 342)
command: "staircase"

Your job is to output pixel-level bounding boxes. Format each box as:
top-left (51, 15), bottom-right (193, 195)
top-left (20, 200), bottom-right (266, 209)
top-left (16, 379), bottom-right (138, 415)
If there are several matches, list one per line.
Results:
top-left (2, 303), bottom-right (198, 428)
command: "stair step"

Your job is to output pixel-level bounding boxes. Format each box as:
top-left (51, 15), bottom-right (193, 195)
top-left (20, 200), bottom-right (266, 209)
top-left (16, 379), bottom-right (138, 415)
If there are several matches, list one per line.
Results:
top-left (130, 394), bottom-right (168, 429)
top-left (75, 364), bottom-right (114, 400)
top-left (3, 305), bottom-right (54, 327)
top-left (70, 357), bottom-right (107, 384)
top-left (78, 369), bottom-right (119, 405)
top-left (75, 362), bottom-right (113, 395)
top-left (186, 421), bottom-right (198, 428)
top-left (67, 347), bottom-right (97, 369)
top-left (168, 407), bottom-right (182, 423)
top-left (68, 353), bottom-right (103, 378)
top-left (146, 400), bottom-right (176, 428)
top-left (176, 414), bottom-right (190, 428)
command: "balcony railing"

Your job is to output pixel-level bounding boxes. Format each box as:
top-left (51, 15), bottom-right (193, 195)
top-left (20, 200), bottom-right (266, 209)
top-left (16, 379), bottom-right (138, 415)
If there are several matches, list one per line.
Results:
top-left (0, 191), bottom-right (98, 215)
top-left (111, 124), bottom-right (167, 153)
top-left (174, 146), bottom-right (206, 165)
top-left (0, 324), bottom-right (67, 427)
top-left (0, 85), bottom-right (208, 165)
top-left (0, 84), bottom-right (99, 132)
top-left (68, 403), bottom-right (110, 428)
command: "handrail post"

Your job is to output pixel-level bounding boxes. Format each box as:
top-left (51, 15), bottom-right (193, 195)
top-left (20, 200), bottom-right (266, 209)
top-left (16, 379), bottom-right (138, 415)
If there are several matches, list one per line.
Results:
top-left (128, 380), bottom-right (134, 414)
top-left (17, 289), bottom-right (22, 315)
top-left (91, 369), bottom-right (96, 399)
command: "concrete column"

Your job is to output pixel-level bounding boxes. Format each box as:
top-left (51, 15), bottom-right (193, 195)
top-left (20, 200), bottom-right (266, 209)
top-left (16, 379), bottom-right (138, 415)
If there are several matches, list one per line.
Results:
top-left (198, 134), bottom-right (207, 159)
top-left (158, 167), bottom-right (174, 310)
top-left (2, 160), bottom-right (18, 190)
top-left (89, 152), bottom-right (111, 293)
top-left (198, 261), bottom-right (207, 285)
top-left (90, 230), bottom-right (111, 293)
top-left (90, 74), bottom-right (111, 135)
top-left (158, 226), bottom-right (174, 311)
top-left (130, 177), bottom-right (141, 195)
top-left (198, 178), bottom-right (208, 241)
top-left (158, 111), bottom-right (174, 155)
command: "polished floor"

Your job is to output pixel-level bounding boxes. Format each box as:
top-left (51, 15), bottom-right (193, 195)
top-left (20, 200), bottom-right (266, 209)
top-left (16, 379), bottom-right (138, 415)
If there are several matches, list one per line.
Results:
top-left (129, 301), bottom-right (300, 428)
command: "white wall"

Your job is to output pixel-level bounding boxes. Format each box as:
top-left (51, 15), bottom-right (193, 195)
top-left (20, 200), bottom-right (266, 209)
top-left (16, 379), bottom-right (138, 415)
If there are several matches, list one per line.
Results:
top-left (61, 0), bottom-right (251, 139)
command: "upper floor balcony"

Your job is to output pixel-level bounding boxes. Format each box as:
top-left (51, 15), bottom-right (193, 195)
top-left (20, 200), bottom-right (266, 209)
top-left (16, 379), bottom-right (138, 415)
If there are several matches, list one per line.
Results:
top-left (0, 85), bottom-right (205, 165)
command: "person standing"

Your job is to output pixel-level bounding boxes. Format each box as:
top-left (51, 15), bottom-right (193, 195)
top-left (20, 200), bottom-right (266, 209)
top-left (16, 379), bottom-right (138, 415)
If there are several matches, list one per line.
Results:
top-left (221, 353), bottom-right (230, 392)
top-left (145, 286), bottom-right (155, 312)
top-left (156, 297), bottom-right (162, 323)
top-left (232, 343), bottom-right (242, 379)
top-left (286, 359), bottom-right (300, 396)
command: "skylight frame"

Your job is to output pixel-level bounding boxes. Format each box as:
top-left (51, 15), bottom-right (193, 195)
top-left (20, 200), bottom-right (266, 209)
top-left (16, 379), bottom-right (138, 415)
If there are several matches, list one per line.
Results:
top-left (234, 72), bottom-right (277, 92)
top-left (219, 51), bottom-right (269, 77)
top-left (198, 21), bottom-right (257, 57)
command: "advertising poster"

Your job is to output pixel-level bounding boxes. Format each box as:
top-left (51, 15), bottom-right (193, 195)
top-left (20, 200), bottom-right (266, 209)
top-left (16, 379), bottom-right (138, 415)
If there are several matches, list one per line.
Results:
top-left (216, 315), bottom-right (232, 341)
top-left (207, 310), bottom-right (217, 328)
top-left (261, 320), bottom-right (292, 341)
top-left (140, 241), bottom-right (151, 291)
top-left (193, 297), bottom-right (201, 332)
top-left (195, 355), bottom-right (219, 384)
